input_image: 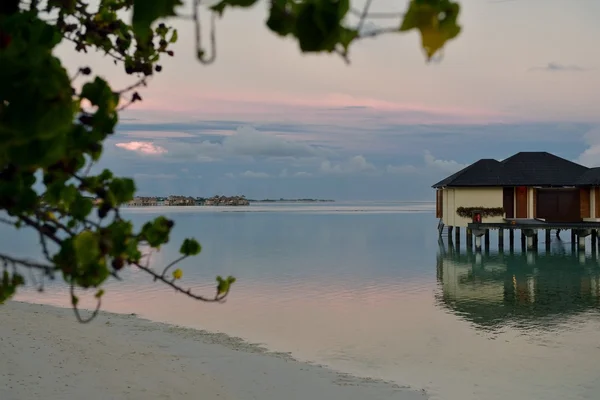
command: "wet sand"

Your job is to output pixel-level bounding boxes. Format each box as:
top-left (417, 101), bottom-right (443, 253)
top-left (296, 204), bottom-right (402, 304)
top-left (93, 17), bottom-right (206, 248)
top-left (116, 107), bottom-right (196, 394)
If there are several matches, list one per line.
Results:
top-left (0, 301), bottom-right (427, 400)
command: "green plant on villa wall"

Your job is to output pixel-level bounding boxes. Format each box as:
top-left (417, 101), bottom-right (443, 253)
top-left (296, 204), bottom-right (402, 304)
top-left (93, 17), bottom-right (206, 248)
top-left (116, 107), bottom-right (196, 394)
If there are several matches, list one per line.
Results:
top-left (456, 207), bottom-right (505, 219)
top-left (0, 0), bottom-right (462, 321)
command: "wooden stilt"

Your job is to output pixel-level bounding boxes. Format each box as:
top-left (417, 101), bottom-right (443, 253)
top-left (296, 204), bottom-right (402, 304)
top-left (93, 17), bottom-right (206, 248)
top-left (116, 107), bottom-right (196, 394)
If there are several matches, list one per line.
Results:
top-left (475, 235), bottom-right (482, 252)
top-left (466, 228), bottom-right (473, 250)
top-left (484, 230), bottom-right (490, 250)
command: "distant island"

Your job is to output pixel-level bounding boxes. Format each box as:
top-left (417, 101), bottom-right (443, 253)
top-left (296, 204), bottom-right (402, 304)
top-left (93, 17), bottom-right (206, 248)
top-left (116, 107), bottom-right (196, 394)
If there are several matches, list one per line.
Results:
top-left (125, 195), bottom-right (334, 207)
top-left (248, 198), bottom-right (334, 203)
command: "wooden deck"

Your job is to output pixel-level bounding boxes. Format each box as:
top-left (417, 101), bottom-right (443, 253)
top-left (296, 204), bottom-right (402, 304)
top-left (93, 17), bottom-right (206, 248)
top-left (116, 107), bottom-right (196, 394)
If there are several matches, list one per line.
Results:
top-left (468, 218), bottom-right (600, 230)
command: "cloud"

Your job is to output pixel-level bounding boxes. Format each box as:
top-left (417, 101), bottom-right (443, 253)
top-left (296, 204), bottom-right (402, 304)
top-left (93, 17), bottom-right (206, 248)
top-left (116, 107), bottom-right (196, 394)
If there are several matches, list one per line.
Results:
top-left (576, 126), bottom-right (600, 167)
top-left (294, 171), bottom-right (312, 177)
top-left (280, 168), bottom-right (312, 178)
top-left (120, 131), bottom-right (196, 138)
top-left (386, 164), bottom-right (418, 174)
top-left (424, 150), bottom-right (466, 173)
top-left (529, 62), bottom-right (587, 72)
top-left (225, 172), bottom-right (235, 178)
top-left (320, 155), bottom-right (376, 175)
top-left (240, 170), bottom-right (270, 178)
top-left (115, 141), bottom-right (167, 155)
top-left (221, 126), bottom-right (331, 159)
top-left (133, 173), bottom-right (178, 179)
top-left (116, 126), bottom-right (334, 163)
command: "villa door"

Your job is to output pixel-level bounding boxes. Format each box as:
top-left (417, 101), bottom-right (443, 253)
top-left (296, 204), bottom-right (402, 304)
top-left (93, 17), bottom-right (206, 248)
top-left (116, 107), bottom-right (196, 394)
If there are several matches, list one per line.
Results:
top-left (536, 189), bottom-right (580, 222)
top-left (503, 187), bottom-right (514, 218)
top-left (516, 186), bottom-right (528, 218)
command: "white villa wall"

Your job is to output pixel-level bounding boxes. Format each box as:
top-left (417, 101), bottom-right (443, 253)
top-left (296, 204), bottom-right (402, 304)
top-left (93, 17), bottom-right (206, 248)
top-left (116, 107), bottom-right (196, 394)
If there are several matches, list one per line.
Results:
top-left (442, 187), bottom-right (505, 228)
top-left (584, 187), bottom-right (599, 222)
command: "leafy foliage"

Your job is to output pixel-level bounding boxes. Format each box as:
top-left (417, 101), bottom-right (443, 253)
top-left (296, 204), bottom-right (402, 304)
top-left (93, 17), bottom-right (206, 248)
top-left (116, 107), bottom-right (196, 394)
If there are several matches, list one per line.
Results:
top-left (456, 207), bottom-right (505, 219)
top-left (0, 0), bottom-right (462, 321)
top-left (208, 0), bottom-right (462, 61)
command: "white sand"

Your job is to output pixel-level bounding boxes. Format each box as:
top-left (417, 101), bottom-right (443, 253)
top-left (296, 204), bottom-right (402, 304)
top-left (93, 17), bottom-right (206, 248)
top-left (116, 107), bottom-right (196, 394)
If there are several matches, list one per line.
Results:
top-left (0, 301), bottom-right (427, 400)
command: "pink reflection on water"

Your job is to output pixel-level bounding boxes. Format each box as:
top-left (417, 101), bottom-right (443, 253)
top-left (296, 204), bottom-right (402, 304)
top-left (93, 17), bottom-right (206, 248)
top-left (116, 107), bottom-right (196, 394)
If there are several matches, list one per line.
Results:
top-left (15, 276), bottom-right (600, 400)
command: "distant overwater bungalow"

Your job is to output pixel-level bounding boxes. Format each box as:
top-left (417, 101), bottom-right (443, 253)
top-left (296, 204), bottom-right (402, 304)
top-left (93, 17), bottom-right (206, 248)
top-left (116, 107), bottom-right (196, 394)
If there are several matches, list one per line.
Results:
top-left (433, 152), bottom-right (600, 252)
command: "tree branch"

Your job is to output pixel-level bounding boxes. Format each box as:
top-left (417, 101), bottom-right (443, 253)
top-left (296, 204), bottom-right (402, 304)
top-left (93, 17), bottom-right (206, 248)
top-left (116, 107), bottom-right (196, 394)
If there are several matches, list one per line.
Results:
top-left (0, 253), bottom-right (55, 276)
top-left (135, 262), bottom-right (230, 303)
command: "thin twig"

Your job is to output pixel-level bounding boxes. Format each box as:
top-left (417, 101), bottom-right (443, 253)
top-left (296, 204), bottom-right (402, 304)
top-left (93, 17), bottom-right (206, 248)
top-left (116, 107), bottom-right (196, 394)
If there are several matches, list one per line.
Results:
top-left (358, 26), bottom-right (401, 39)
top-left (115, 77), bottom-right (148, 95)
top-left (135, 262), bottom-right (230, 303)
top-left (161, 255), bottom-right (188, 278)
top-left (194, 0), bottom-right (217, 65)
top-left (0, 253), bottom-right (55, 275)
top-left (38, 229), bottom-right (52, 262)
top-left (70, 283), bottom-right (102, 323)
top-left (350, 8), bottom-right (404, 19)
top-left (356, 0), bottom-right (374, 33)
top-left (83, 159), bottom-right (95, 177)
top-left (0, 217), bottom-right (16, 226)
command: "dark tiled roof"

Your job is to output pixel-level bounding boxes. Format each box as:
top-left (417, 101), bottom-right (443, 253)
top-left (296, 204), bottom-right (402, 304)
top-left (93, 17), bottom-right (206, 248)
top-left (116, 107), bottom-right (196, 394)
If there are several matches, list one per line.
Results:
top-left (432, 159), bottom-right (510, 188)
top-left (576, 167), bottom-right (600, 186)
top-left (432, 152), bottom-right (592, 188)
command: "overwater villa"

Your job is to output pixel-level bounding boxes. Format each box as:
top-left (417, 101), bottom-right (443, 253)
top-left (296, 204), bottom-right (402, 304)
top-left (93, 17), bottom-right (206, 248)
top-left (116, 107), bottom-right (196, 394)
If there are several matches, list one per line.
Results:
top-left (433, 152), bottom-right (600, 250)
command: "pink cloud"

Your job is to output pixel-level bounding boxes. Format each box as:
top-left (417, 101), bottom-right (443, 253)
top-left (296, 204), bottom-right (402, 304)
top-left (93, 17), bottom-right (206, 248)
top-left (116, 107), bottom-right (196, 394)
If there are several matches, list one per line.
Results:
top-left (123, 90), bottom-right (513, 126)
top-left (115, 141), bottom-right (167, 155)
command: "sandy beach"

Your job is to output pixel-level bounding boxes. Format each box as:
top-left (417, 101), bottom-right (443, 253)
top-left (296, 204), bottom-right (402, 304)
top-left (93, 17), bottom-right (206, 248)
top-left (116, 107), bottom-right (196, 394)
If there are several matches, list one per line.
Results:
top-left (0, 301), bottom-right (427, 400)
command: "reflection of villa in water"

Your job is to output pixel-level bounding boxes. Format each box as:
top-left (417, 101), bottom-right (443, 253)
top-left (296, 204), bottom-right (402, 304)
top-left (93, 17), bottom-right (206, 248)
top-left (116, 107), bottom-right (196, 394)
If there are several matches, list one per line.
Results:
top-left (435, 245), bottom-right (600, 329)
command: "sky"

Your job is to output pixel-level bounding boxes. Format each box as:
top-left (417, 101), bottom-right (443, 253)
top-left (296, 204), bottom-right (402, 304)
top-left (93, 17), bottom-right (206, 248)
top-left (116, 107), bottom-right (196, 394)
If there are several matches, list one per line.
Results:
top-left (58, 0), bottom-right (600, 200)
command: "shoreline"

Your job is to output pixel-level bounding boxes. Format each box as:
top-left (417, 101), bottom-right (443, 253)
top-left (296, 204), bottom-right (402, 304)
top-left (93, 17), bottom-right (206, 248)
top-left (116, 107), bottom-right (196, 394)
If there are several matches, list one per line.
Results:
top-left (0, 300), bottom-right (428, 400)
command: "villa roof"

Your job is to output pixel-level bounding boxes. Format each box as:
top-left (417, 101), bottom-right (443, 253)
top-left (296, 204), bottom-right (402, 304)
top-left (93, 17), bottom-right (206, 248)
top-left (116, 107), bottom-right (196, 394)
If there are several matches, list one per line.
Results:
top-left (575, 167), bottom-right (600, 186)
top-left (432, 152), bottom-right (593, 188)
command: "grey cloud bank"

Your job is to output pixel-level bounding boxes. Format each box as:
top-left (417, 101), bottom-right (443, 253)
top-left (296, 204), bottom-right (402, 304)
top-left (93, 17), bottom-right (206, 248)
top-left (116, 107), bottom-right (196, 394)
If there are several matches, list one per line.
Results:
top-left (96, 111), bottom-right (598, 201)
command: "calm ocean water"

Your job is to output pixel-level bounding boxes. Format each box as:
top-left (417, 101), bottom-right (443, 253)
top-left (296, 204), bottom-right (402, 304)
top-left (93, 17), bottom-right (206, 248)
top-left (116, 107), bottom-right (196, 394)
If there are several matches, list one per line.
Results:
top-left (4, 201), bottom-right (600, 400)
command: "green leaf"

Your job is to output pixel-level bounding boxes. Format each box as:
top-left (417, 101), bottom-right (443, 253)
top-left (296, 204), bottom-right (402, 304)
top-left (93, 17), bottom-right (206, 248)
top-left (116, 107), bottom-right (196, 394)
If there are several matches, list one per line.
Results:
top-left (339, 27), bottom-right (358, 51)
top-left (179, 238), bottom-right (202, 256)
top-left (211, 0), bottom-right (259, 16)
top-left (294, 0), bottom-right (350, 52)
top-left (70, 194), bottom-right (93, 219)
top-left (132, 0), bottom-right (183, 41)
top-left (73, 230), bottom-right (100, 267)
top-left (169, 29), bottom-right (178, 43)
top-left (140, 216), bottom-right (173, 247)
top-left (108, 178), bottom-right (136, 205)
top-left (399, 0), bottom-right (462, 60)
top-left (81, 77), bottom-right (112, 107)
top-left (266, 0), bottom-right (297, 37)
top-left (216, 275), bottom-right (236, 294)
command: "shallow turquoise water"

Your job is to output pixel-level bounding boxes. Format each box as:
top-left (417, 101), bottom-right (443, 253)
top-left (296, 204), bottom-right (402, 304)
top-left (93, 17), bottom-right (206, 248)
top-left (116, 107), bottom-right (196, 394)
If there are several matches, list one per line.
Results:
top-left (4, 202), bottom-right (600, 400)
